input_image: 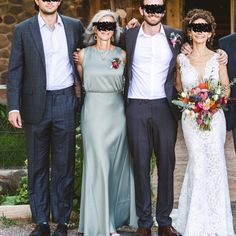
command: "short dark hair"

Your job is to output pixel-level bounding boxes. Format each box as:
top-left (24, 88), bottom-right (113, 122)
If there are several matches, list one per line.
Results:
top-left (34, 0), bottom-right (63, 12)
top-left (140, 0), bottom-right (166, 5)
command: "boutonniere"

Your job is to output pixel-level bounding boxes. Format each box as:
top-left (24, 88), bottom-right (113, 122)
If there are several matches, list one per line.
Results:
top-left (111, 58), bottom-right (121, 69)
top-left (169, 32), bottom-right (182, 48)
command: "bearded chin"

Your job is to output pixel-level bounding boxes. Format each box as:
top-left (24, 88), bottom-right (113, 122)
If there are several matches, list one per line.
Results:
top-left (41, 9), bottom-right (57, 15)
top-left (146, 21), bottom-right (161, 26)
top-left (143, 15), bottom-right (162, 26)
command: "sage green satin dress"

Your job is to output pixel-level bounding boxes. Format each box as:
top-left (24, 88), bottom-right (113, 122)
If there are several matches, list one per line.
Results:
top-left (79, 46), bottom-right (137, 236)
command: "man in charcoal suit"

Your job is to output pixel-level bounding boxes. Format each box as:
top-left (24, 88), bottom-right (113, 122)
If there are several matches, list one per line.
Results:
top-left (124, 0), bottom-right (184, 235)
top-left (7, 1), bottom-right (84, 235)
top-left (219, 33), bottom-right (236, 153)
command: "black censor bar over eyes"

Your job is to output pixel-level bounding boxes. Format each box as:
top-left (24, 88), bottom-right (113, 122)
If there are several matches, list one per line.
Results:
top-left (141, 4), bottom-right (166, 14)
top-left (188, 23), bottom-right (212, 32)
top-left (93, 22), bottom-right (117, 31)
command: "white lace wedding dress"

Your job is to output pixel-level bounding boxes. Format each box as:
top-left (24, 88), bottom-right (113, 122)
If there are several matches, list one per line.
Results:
top-left (176, 53), bottom-right (235, 236)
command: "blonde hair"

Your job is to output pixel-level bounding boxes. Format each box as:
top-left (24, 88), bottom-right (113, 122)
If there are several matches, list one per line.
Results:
top-left (83, 9), bottom-right (122, 46)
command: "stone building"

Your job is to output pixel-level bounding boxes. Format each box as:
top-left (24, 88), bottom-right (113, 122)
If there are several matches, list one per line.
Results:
top-left (0, 0), bottom-right (236, 103)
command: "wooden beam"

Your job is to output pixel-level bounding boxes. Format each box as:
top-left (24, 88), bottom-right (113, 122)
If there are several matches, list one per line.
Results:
top-left (89, 0), bottom-right (101, 22)
top-left (230, 0), bottom-right (235, 33)
top-left (110, 0), bottom-right (115, 11)
top-left (166, 0), bottom-right (183, 29)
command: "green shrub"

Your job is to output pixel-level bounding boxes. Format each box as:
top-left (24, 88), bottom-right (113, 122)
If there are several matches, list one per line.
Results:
top-left (0, 176), bottom-right (28, 206)
top-left (0, 196), bottom-right (16, 205)
top-left (0, 104), bottom-right (26, 168)
top-left (14, 176), bottom-right (28, 205)
top-left (72, 126), bottom-right (83, 212)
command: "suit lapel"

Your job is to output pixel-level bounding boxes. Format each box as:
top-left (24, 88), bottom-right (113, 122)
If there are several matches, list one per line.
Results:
top-left (162, 25), bottom-right (181, 87)
top-left (29, 16), bottom-right (46, 67)
top-left (61, 16), bottom-right (73, 57)
top-left (130, 27), bottom-right (140, 54)
top-left (163, 25), bottom-right (176, 55)
top-left (61, 16), bottom-right (73, 63)
top-left (128, 27), bottom-right (140, 71)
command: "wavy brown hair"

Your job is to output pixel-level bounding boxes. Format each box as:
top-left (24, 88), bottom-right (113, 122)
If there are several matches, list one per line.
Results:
top-left (184, 8), bottom-right (216, 48)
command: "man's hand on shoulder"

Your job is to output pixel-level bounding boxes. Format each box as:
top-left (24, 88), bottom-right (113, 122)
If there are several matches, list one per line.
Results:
top-left (216, 49), bottom-right (228, 65)
top-left (73, 48), bottom-right (80, 64)
top-left (180, 42), bottom-right (192, 55)
top-left (126, 18), bottom-right (140, 29)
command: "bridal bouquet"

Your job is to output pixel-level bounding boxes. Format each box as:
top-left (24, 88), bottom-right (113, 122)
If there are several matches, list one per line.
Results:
top-left (172, 79), bottom-right (230, 131)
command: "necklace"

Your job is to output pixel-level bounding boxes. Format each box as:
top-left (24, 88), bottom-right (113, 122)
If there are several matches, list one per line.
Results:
top-left (96, 49), bottom-right (110, 60)
top-left (95, 46), bottom-right (112, 60)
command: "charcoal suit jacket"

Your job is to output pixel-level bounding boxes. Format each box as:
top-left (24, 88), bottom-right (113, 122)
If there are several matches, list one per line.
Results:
top-left (219, 33), bottom-right (236, 130)
top-left (123, 25), bottom-right (185, 121)
top-left (7, 14), bottom-right (84, 124)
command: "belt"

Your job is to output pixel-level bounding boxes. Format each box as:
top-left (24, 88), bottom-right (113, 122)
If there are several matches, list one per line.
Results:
top-left (46, 86), bottom-right (74, 95)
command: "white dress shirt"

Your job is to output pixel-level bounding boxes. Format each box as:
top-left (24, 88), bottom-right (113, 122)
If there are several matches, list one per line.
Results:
top-left (128, 24), bottom-right (173, 99)
top-left (38, 13), bottom-right (74, 90)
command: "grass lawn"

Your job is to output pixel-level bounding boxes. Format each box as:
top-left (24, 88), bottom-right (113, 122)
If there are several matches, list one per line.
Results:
top-left (0, 132), bottom-right (26, 168)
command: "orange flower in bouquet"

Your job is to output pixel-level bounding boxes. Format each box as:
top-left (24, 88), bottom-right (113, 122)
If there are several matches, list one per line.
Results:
top-left (172, 78), bottom-right (234, 131)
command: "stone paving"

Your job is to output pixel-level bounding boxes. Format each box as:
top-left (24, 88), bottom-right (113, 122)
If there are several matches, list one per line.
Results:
top-left (0, 123), bottom-right (235, 235)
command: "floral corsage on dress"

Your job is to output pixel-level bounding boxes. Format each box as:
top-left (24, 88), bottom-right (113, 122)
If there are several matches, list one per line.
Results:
top-left (111, 58), bottom-right (121, 69)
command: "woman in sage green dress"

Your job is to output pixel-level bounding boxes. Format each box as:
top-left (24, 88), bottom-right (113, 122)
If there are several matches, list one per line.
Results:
top-left (76, 10), bottom-right (137, 236)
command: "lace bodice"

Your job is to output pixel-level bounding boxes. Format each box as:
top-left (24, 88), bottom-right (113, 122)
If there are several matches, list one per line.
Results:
top-left (178, 53), bottom-right (219, 90)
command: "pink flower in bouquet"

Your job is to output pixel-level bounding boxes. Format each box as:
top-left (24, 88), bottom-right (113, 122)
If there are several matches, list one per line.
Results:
top-left (200, 91), bottom-right (208, 100)
top-left (220, 96), bottom-right (228, 105)
top-left (197, 117), bottom-right (203, 125)
top-left (172, 78), bottom-right (235, 131)
top-left (202, 99), bottom-right (211, 110)
top-left (192, 87), bottom-right (201, 95)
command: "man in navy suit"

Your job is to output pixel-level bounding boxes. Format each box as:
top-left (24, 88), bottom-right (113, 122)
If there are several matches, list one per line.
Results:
top-left (219, 34), bottom-right (236, 153)
top-left (7, 1), bottom-right (84, 235)
top-left (124, 0), bottom-right (184, 235)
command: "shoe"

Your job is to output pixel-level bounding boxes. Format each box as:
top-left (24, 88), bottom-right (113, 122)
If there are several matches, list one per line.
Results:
top-left (29, 223), bottom-right (50, 236)
top-left (135, 227), bottom-right (151, 236)
top-left (52, 223), bottom-right (68, 236)
top-left (158, 225), bottom-right (182, 236)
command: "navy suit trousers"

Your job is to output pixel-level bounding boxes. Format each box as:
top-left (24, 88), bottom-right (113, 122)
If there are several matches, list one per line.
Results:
top-left (126, 98), bottom-right (177, 228)
top-left (25, 86), bottom-right (78, 224)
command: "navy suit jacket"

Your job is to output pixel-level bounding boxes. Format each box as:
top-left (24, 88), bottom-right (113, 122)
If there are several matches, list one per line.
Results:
top-left (124, 25), bottom-right (185, 121)
top-left (219, 33), bottom-right (236, 130)
top-left (7, 14), bottom-right (84, 124)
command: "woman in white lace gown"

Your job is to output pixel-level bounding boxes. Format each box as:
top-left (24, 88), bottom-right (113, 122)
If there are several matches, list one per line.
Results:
top-left (175, 9), bottom-right (235, 236)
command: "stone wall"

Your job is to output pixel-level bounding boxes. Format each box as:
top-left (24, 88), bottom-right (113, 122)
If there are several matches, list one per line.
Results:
top-left (0, 0), bottom-right (85, 87)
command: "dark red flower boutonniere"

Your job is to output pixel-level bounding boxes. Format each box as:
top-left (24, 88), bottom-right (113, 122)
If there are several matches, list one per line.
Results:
top-left (111, 58), bottom-right (121, 69)
top-left (169, 32), bottom-right (182, 48)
